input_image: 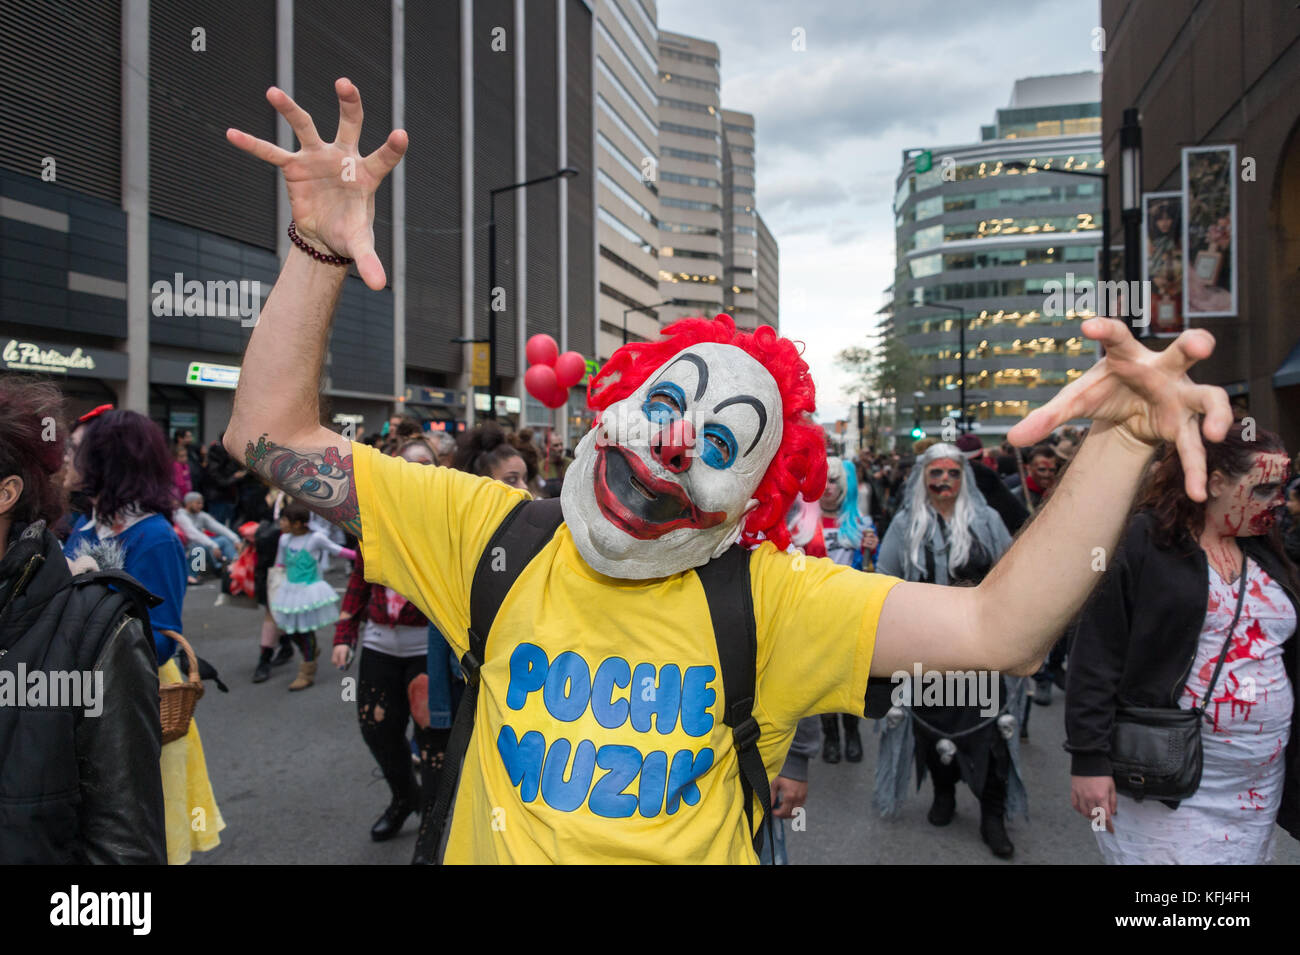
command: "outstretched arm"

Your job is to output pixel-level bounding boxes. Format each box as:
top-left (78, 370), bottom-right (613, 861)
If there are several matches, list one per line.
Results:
top-left (221, 79), bottom-right (406, 537)
top-left (871, 319), bottom-right (1232, 677)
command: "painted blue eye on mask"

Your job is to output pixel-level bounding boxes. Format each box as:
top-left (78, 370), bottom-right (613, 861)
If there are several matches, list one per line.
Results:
top-left (643, 381), bottom-right (686, 425)
top-left (699, 424), bottom-right (738, 470)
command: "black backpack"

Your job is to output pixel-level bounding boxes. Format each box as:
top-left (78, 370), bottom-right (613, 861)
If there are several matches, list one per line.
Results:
top-left (414, 497), bottom-right (773, 864)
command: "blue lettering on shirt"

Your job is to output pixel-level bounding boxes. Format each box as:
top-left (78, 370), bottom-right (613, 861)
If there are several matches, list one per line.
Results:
top-left (493, 644), bottom-right (724, 819)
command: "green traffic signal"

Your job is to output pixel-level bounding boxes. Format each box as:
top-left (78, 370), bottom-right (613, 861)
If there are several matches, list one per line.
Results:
top-left (910, 426), bottom-right (926, 440)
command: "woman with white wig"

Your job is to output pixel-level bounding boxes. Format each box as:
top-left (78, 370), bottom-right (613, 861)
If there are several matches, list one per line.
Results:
top-left (873, 443), bottom-right (1027, 858)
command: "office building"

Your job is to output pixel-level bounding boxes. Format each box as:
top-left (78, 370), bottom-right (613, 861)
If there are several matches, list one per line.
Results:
top-left (892, 71), bottom-right (1103, 439)
top-left (1100, 0), bottom-right (1300, 448)
top-left (592, 0), bottom-right (662, 372)
top-left (1, 0), bottom-right (595, 441)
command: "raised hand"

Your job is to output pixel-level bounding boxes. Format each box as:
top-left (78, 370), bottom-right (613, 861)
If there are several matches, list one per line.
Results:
top-left (225, 78), bottom-right (407, 290)
top-left (1007, 318), bottom-right (1233, 501)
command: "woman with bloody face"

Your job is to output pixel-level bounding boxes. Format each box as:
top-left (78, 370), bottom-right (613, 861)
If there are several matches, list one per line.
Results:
top-left (1067, 422), bottom-right (1299, 863)
top-left (873, 443), bottom-right (1025, 858)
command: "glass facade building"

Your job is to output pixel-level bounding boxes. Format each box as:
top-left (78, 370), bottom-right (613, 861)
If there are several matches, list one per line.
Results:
top-left (892, 72), bottom-right (1102, 438)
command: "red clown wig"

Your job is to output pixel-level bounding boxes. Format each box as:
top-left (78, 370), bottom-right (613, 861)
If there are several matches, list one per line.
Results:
top-left (587, 314), bottom-right (827, 550)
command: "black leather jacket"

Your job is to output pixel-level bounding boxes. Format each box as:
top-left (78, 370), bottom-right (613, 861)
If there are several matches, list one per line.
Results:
top-left (0, 523), bottom-right (166, 863)
top-left (1065, 511), bottom-right (1300, 839)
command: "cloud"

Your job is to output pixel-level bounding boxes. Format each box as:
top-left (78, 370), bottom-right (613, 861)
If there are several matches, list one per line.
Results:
top-left (653, 0), bottom-right (1104, 423)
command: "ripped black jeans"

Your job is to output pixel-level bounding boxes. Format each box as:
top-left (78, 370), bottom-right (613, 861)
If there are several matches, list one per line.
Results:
top-left (357, 647), bottom-right (450, 810)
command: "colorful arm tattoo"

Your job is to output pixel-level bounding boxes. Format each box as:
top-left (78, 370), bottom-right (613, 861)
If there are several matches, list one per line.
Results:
top-left (245, 434), bottom-right (363, 538)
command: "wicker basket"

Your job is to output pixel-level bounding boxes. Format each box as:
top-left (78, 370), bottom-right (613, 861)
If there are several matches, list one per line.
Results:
top-left (159, 629), bottom-right (205, 745)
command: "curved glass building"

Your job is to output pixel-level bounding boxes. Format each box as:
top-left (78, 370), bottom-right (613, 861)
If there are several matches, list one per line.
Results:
top-left (893, 72), bottom-right (1103, 440)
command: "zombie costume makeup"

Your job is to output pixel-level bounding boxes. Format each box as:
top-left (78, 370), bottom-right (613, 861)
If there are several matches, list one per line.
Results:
top-left (873, 444), bottom-right (1027, 857)
top-left (1068, 426), bottom-right (1300, 865)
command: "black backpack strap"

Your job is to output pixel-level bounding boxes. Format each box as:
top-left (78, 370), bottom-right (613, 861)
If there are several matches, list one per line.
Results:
top-left (414, 496), bottom-right (565, 864)
top-left (65, 570), bottom-right (162, 671)
top-left (694, 545), bottom-right (773, 863)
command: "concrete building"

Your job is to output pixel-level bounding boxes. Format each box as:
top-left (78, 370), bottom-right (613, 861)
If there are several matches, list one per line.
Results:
top-left (755, 212), bottom-right (779, 331)
top-left (654, 30), bottom-right (726, 330)
top-left (721, 109), bottom-right (760, 330)
top-left (893, 71), bottom-right (1103, 439)
top-left (593, 0), bottom-right (662, 375)
top-left (0, 0), bottom-right (595, 442)
top-left (1100, 0), bottom-right (1300, 449)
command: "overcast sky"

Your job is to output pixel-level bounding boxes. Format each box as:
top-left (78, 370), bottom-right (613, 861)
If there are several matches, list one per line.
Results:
top-left (655, 0), bottom-right (1102, 423)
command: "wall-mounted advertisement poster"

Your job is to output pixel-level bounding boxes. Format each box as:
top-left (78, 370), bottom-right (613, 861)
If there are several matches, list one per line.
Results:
top-left (1142, 192), bottom-right (1184, 337)
top-left (1181, 144), bottom-right (1237, 318)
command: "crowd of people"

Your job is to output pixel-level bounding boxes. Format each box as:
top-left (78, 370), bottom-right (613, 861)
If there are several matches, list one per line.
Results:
top-left (4, 78), bottom-right (1299, 867)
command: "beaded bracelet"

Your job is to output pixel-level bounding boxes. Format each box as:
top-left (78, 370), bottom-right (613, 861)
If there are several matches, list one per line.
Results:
top-left (288, 220), bottom-right (354, 266)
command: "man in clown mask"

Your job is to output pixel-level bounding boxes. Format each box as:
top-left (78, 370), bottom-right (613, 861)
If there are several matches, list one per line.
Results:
top-left (223, 81), bottom-right (1236, 863)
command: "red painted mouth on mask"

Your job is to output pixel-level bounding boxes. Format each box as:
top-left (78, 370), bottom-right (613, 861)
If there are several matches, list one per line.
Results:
top-left (594, 445), bottom-right (727, 540)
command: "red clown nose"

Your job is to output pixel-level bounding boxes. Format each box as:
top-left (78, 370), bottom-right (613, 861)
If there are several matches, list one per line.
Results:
top-left (651, 418), bottom-right (695, 473)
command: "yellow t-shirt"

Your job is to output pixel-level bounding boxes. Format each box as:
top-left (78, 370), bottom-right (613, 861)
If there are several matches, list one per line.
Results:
top-left (352, 442), bottom-right (900, 863)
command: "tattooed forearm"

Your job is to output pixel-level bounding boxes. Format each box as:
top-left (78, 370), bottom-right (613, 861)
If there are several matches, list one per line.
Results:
top-left (244, 434), bottom-right (363, 538)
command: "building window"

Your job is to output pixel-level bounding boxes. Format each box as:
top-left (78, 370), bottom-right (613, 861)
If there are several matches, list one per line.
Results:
top-left (597, 57), bottom-right (657, 139)
top-left (661, 170), bottom-right (721, 189)
top-left (596, 19), bottom-right (659, 106)
top-left (661, 96), bottom-right (716, 115)
top-left (658, 70), bottom-right (719, 93)
top-left (661, 121), bottom-right (720, 142)
top-left (597, 94), bottom-right (657, 165)
top-left (662, 145), bottom-right (721, 167)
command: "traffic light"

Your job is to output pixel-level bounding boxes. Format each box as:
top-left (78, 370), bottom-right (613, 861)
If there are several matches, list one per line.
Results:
top-left (910, 426), bottom-right (926, 440)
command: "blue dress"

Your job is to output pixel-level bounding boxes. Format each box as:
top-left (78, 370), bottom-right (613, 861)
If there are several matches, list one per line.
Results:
top-left (64, 512), bottom-right (188, 664)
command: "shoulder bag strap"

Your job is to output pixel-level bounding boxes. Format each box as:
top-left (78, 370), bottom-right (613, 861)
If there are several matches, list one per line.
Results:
top-left (414, 496), bottom-right (564, 864)
top-left (1197, 553), bottom-right (1250, 713)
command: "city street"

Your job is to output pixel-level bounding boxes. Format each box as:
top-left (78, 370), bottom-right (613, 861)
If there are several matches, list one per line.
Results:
top-left (181, 570), bottom-right (1300, 866)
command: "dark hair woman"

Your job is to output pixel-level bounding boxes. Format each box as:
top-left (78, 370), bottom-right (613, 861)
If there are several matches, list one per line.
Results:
top-left (1067, 422), bottom-right (1298, 863)
top-left (0, 379), bottom-right (164, 862)
top-left (452, 423), bottom-right (529, 492)
top-left (61, 409), bottom-right (226, 865)
top-left (331, 439), bottom-right (442, 845)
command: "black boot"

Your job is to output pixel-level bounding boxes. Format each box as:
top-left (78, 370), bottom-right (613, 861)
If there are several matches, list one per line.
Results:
top-left (270, 633), bottom-right (294, 666)
top-left (980, 813), bottom-right (1015, 858)
top-left (371, 797), bottom-right (416, 842)
top-left (843, 716), bottom-right (863, 763)
top-left (928, 787), bottom-right (956, 826)
top-left (820, 714), bottom-right (841, 764)
top-left (252, 647), bottom-right (273, 683)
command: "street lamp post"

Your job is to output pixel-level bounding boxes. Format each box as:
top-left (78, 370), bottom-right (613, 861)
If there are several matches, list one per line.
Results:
top-left (622, 299), bottom-right (678, 346)
top-left (1119, 107), bottom-right (1144, 301)
top-left (486, 167), bottom-right (579, 419)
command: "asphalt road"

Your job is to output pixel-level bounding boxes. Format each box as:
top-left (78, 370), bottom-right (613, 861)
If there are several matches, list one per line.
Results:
top-left (180, 570), bottom-right (1300, 865)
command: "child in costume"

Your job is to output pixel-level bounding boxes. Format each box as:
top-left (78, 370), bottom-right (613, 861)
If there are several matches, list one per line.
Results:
top-left (818, 457), bottom-right (880, 763)
top-left (271, 500), bottom-right (356, 690)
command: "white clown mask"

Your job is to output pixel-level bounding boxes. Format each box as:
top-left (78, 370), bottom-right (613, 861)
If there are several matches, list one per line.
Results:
top-left (561, 342), bottom-right (784, 579)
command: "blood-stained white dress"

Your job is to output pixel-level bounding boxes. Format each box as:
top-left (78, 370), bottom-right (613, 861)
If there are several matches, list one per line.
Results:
top-left (1098, 558), bottom-right (1295, 864)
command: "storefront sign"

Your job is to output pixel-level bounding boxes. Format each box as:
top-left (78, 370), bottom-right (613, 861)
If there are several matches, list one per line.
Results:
top-left (473, 393), bottom-right (522, 415)
top-left (404, 385), bottom-right (467, 408)
top-left (3, 339), bottom-right (98, 375)
top-left (186, 361), bottom-right (240, 389)
top-left (470, 343), bottom-right (491, 387)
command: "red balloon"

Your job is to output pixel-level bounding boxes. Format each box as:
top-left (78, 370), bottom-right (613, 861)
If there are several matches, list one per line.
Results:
top-left (525, 364), bottom-right (559, 404)
top-left (525, 334), bottom-right (559, 367)
top-left (542, 387), bottom-right (568, 409)
top-left (554, 351), bottom-right (586, 389)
